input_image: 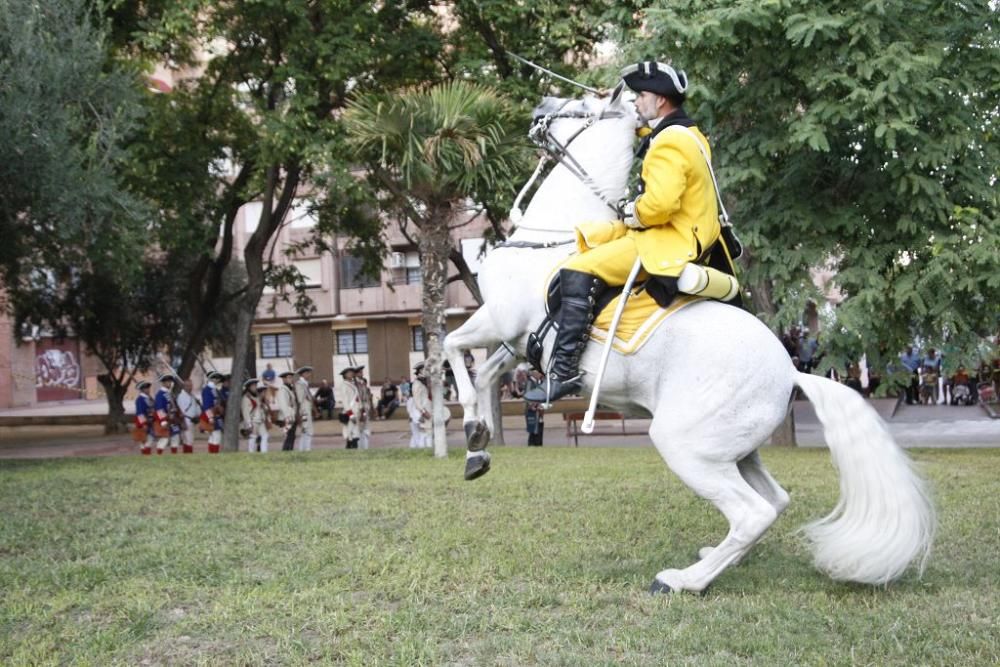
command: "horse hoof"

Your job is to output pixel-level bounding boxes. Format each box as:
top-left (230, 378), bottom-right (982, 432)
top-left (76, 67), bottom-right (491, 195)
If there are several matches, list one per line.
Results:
top-left (649, 579), bottom-right (673, 595)
top-left (464, 452), bottom-right (491, 481)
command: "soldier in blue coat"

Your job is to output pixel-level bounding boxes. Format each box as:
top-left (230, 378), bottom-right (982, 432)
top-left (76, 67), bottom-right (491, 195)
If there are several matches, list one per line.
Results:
top-left (202, 371), bottom-right (225, 453)
top-left (134, 380), bottom-right (154, 455)
top-left (153, 373), bottom-right (181, 454)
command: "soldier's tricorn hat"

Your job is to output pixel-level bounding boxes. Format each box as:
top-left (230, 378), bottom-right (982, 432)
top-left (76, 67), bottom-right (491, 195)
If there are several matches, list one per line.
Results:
top-left (296, 366), bottom-right (314, 375)
top-left (351, 365), bottom-right (365, 373)
top-left (621, 60), bottom-right (688, 103)
top-left (243, 378), bottom-right (259, 390)
top-left (339, 367), bottom-right (355, 377)
top-left (158, 372), bottom-right (177, 383)
top-left (208, 371), bottom-right (224, 381)
top-left (279, 370), bottom-right (295, 378)
top-left (137, 380), bottom-right (152, 390)
top-left (414, 361), bottom-right (426, 373)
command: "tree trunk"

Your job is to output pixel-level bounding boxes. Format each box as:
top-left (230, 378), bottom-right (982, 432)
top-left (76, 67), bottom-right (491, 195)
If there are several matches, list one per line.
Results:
top-left (419, 205), bottom-right (453, 458)
top-left (222, 302), bottom-right (257, 452)
top-left (97, 373), bottom-right (128, 435)
top-left (747, 272), bottom-right (797, 446)
top-left (222, 163), bottom-right (300, 452)
top-left (769, 404), bottom-right (796, 446)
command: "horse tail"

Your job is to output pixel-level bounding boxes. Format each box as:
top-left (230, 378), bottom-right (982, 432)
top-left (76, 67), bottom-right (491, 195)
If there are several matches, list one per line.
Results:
top-left (793, 372), bottom-right (935, 585)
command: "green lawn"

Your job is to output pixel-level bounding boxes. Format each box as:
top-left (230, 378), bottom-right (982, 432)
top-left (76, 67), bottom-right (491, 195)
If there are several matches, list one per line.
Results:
top-left (0, 447), bottom-right (997, 666)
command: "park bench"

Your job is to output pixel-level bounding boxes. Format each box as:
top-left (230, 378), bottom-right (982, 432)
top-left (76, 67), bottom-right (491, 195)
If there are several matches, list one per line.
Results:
top-left (563, 411), bottom-right (646, 446)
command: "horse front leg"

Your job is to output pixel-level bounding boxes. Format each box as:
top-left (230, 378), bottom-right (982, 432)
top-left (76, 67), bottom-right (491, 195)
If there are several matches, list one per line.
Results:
top-left (442, 308), bottom-right (499, 446)
top-left (460, 345), bottom-right (520, 480)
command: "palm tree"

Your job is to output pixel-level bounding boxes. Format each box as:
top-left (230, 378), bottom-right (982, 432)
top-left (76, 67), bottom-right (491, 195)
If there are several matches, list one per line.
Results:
top-left (344, 81), bottom-right (525, 457)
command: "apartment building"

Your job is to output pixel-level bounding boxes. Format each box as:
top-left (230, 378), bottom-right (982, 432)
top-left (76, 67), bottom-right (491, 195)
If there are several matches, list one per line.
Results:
top-left (204, 198), bottom-right (492, 387)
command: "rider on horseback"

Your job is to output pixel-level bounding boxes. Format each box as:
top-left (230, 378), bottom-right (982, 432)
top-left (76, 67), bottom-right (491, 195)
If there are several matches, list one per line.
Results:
top-left (524, 60), bottom-right (735, 403)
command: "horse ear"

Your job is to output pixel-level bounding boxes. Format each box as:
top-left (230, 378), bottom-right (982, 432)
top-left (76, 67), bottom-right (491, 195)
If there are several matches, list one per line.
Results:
top-left (608, 81), bottom-right (626, 107)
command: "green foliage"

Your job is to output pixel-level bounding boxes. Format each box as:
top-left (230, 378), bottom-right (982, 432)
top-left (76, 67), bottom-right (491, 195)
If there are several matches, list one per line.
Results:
top-left (0, 448), bottom-right (997, 663)
top-left (633, 0), bottom-right (999, 370)
top-left (0, 0), bottom-right (147, 288)
top-left (345, 81), bottom-right (527, 204)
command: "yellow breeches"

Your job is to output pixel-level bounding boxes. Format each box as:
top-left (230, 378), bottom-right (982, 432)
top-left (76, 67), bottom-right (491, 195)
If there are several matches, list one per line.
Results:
top-left (563, 235), bottom-right (649, 285)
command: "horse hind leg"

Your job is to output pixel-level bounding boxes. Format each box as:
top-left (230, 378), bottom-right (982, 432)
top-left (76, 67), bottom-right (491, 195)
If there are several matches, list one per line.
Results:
top-left (650, 430), bottom-right (779, 594)
top-left (697, 451), bottom-right (790, 561)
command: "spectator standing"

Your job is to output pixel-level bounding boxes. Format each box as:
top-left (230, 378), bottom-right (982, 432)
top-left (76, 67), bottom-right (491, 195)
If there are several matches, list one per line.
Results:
top-left (899, 346), bottom-right (922, 404)
top-left (262, 363), bottom-right (277, 385)
top-left (797, 334), bottom-right (819, 373)
top-left (377, 378), bottom-right (400, 419)
top-left (922, 349), bottom-right (943, 404)
top-left (314, 379), bottom-right (335, 420)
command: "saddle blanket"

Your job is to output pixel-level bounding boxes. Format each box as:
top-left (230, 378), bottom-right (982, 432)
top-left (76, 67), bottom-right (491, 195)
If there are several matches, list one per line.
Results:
top-left (590, 291), bottom-right (701, 355)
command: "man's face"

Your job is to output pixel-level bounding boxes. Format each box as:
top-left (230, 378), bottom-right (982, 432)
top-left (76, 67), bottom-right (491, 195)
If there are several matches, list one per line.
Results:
top-left (283, 376), bottom-right (293, 385)
top-left (634, 91), bottom-right (665, 122)
top-left (184, 381), bottom-right (193, 392)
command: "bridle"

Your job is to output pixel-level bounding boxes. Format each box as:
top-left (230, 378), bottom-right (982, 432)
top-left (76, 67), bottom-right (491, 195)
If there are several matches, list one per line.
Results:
top-left (507, 99), bottom-right (634, 235)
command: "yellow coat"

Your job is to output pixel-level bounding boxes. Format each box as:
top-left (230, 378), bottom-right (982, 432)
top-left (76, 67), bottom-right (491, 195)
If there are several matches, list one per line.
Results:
top-left (632, 125), bottom-right (720, 276)
top-left (573, 125), bottom-right (720, 279)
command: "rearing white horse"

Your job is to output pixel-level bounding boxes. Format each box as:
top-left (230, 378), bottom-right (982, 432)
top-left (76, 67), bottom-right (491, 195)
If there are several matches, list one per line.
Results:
top-left (443, 91), bottom-right (934, 593)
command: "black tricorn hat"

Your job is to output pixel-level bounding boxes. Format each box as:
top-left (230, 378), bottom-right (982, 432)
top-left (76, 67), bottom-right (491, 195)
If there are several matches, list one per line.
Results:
top-left (621, 61), bottom-right (688, 103)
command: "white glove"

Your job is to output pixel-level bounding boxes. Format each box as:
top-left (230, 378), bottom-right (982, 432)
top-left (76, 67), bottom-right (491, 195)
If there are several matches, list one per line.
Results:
top-left (619, 198), bottom-right (645, 229)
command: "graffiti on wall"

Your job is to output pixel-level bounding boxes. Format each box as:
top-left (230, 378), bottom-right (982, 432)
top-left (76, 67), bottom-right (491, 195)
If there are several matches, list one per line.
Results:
top-left (35, 349), bottom-right (81, 390)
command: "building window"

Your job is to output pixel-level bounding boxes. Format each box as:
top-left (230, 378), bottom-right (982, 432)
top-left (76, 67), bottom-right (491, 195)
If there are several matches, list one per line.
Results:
top-left (339, 254), bottom-right (380, 289)
top-left (411, 326), bottom-right (424, 352)
top-left (405, 266), bottom-right (421, 284)
top-left (260, 333), bottom-right (292, 358)
top-left (337, 329), bottom-right (368, 354)
top-left (293, 258), bottom-right (323, 288)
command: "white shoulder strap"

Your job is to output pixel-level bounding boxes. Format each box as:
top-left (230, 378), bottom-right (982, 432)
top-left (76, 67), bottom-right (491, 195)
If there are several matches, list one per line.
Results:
top-left (667, 125), bottom-right (731, 227)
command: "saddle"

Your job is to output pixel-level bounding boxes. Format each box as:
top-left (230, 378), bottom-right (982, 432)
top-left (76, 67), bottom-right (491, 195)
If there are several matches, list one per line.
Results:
top-left (526, 237), bottom-right (740, 369)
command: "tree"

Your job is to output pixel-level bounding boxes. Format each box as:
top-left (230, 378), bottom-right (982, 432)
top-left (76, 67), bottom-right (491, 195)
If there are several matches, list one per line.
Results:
top-left (0, 0), bottom-right (143, 290)
top-left (0, 0), bottom-right (183, 432)
top-left (631, 0), bottom-right (999, 378)
top-left (344, 81), bottom-right (526, 456)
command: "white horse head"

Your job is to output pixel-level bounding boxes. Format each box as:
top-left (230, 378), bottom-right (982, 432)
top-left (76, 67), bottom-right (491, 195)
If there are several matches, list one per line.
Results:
top-left (511, 89), bottom-right (640, 243)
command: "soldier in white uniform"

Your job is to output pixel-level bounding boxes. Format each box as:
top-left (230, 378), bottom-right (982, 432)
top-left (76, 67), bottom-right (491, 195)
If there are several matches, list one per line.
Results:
top-left (353, 365), bottom-right (374, 450)
top-left (294, 366), bottom-right (316, 452)
top-left (335, 366), bottom-right (363, 449)
top-left (407, 362), bottom-right (432, 449)
top-left (276, 371), bottom-right (299, 451)
top-left (240, 378), bottom-right (268, 453)
top-left (176, 379), bottom-right (201, 454)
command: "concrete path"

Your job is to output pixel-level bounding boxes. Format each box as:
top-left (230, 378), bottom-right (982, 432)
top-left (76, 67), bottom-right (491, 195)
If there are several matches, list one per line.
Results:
top-left (1, 399), bottom-right (997, 460)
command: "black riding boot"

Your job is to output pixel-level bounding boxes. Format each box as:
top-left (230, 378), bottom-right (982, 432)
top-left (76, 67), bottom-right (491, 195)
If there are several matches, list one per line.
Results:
top-left (524, 269), bottom-right (607, 403)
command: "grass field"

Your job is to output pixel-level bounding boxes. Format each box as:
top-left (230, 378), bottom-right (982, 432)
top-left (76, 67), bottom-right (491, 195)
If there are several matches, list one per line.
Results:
top-left (0, 446), bottom-right (997, 666)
